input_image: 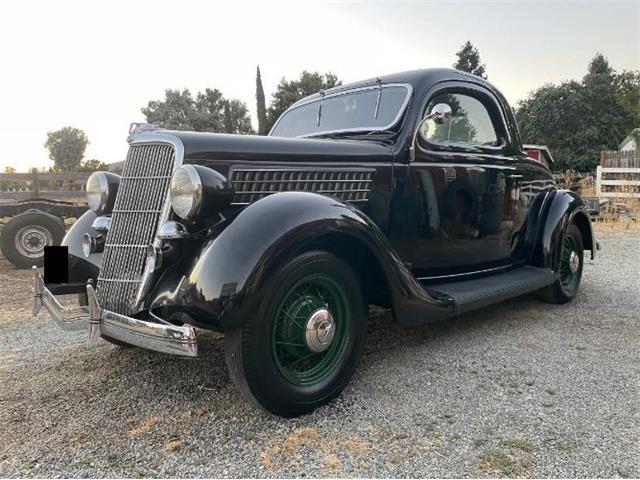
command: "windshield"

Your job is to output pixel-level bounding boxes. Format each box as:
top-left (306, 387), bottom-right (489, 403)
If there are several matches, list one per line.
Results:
top-left (270, 84), bottom-right (411, 138)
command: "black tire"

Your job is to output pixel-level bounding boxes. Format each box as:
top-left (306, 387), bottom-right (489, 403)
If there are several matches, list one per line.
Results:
top-left (0, 211), bottom-right (65, 269)
top-left (224, 250), bottom-right (367, 417)
top-left (538, 223), bottom-right (584, 304)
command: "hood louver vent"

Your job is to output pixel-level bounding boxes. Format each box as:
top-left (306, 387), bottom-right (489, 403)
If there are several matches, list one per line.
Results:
top-left (229, 168), bottom-right (374, 205)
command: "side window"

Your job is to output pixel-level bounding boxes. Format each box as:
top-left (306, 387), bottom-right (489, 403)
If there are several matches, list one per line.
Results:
top-left (420, 92), bottom-right (498, 146)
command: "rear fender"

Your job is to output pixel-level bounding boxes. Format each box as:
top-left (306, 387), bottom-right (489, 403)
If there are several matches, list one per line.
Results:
top-left (531, 189), bottom-right (595, 271)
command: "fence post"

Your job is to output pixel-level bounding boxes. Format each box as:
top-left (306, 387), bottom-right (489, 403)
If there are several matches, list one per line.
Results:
top-left (595, 165), bottom-right (602, 197)
top-left (30, 168), bottom-right (40, 199)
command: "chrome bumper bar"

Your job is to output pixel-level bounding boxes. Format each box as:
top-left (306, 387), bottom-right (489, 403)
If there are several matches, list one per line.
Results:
top-left (31, 267), bottom-right (197, 357)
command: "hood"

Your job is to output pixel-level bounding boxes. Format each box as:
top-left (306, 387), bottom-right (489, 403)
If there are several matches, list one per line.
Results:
top-left (159, 130), bottom-right (394, 165)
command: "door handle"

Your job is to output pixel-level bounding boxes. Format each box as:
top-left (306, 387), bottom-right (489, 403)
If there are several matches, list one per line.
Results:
top-left (508, 174), bottom-right (523, 179)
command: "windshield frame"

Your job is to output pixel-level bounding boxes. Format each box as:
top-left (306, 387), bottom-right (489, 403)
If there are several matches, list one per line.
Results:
top-left (268, 83), bottom-right (414, 138)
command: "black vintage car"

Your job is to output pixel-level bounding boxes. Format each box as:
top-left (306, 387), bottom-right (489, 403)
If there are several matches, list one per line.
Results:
top-left (33, 69), bottom-right (595, 417)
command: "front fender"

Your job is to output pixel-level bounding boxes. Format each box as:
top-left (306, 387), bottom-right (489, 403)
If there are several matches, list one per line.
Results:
top-left (61, 210), bottom-right (101, 283)
top-left (532, 190), bottom-right (595, 271)
top-left (174, 192), bottom-right (450, 329)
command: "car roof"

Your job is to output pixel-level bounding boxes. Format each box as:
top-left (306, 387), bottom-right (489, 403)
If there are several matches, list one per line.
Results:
top-left (290, 68), bottom-right (496, 108)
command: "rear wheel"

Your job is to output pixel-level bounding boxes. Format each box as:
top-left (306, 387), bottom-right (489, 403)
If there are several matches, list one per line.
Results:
top-left (224, 250), bottom-right (367, 417)
top-left (538, 223), bottom-right (584, 304)
top-left (0, 212), bottom-right (65, 268)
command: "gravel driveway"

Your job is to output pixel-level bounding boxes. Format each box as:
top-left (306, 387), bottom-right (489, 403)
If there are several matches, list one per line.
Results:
top-left (0, 232), bottom-right (638, 478)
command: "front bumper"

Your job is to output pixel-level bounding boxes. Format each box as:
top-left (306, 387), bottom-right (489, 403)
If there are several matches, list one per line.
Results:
top-left (31, 267), bottom-right (198, 357)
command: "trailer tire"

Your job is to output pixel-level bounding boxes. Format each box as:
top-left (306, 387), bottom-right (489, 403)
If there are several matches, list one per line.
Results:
top-left (0, 211), bottom-right (65, 269)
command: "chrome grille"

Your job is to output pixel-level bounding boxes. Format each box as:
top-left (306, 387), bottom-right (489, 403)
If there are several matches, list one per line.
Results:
top-left (97, 143), bottom-right (176, 315)
top-left (229, 168), bottom-right (374, 204)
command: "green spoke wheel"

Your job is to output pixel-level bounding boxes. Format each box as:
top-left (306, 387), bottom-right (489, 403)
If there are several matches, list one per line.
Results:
top-left (224, 250), bottom-right (367, 417)
top-left (272, 274), bottom-right (351, 386)
top-left (538, 223), bottom-right (584, 304)
top-left (559, 234), bottom-right (580, 291)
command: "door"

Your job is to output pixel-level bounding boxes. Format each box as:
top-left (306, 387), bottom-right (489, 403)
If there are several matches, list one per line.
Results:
top-left (390, 86), bottom-right (520, 278)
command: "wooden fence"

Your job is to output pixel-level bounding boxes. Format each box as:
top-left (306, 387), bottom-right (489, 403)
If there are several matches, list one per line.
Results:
top-left (0, 169), bottom-right (90, 201)
top-left (596, 166), bottom-right (640, 199)
top-left (600, 150), bottom-right (640, 168)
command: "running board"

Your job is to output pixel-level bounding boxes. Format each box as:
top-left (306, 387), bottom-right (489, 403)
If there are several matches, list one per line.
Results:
top-left (426, 266), bottom-right (556, 315)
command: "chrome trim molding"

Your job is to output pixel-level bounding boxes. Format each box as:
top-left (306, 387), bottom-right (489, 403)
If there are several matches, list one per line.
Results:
top-left (269, 83), bottom-right (414, 138)
top-left (32, 267), bottom-right (197, 357)
top-left (91, 216), bottom-right (111, 232)
top-left (417, 264), bottom-right (516, 282)
top-left (157, 221), bottom-right (189, 240)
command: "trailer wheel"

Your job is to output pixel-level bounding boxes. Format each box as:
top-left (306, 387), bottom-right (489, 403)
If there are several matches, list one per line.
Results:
top-left (1, 212), bottom-right (65, 268)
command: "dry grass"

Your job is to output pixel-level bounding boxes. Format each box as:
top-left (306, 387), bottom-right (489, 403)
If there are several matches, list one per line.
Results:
top-left (129, 416), bottom-right (159, 438)
top-left (165, 439), bottom-right (182, 452)
top-left (259, 427), bottom-right (384, 474)
top-left (477, 448), bottom-right (531, 477)
top-left (581, 181), bottom-right (639, 231)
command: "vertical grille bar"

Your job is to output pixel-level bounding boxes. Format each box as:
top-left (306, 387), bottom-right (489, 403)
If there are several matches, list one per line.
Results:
top-left (97, 143), bottom-right (176, 315)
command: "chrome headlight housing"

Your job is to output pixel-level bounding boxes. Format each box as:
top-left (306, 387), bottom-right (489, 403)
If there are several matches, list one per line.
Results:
top-left (169, 165), bottom-right (232, 220)
top-left (86, 172), bottom-right (119, 214)
top-left (169, 166), bottom-right (203, 219)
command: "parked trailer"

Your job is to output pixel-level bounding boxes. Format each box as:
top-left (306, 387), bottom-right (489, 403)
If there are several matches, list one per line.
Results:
top-left (0, 170), bottom-right (88, 268)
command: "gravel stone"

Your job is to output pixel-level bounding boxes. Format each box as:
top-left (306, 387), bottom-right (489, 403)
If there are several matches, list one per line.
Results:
top-left (0, 232), bottom-right (638, 477)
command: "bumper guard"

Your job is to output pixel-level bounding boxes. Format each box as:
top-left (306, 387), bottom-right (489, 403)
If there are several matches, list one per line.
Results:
top-left (32, 267), bottom-right (197, 357)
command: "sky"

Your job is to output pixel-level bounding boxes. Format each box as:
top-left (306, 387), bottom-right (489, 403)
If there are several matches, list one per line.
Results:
top-left (0, 0), bottom-right (638, 172)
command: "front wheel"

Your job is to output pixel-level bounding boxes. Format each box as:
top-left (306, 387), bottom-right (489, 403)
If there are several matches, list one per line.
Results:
top-left (224, 250), bottom-right (367, 417)
top-left (538, 223), bottom-right (584, 304)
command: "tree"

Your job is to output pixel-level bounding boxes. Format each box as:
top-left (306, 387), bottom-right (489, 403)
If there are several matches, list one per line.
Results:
top-left (78, 159), bottom-right (107, 172)
top-left (142, 88), bottom-right (253, 133)
top-left (223, 99), bottom-right (253, 134)
top-left (256, 66), bottom-right (268, 135)
top-left (1, 166), bottom-right (17, 191)
top-left (44, 127), bottom-right (89, 172)
top-left (453, 41), bottom-right (487, 79)
top-left (516, 53), bottom-right (638, 171)
top-left (265, 71), bottom-right (341, 132)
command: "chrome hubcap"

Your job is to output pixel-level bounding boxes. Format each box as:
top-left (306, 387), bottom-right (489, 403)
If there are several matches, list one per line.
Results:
top-left (569, 251), bottom-right (580, 274)
top-left (15, 226), bottom-right (52, 258)
top-left (305, 308), bottom-right (335, 353)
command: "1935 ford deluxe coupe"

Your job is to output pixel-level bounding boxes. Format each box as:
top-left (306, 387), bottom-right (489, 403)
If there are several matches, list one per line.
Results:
top-left (33, 69), bottom-right (595, 417)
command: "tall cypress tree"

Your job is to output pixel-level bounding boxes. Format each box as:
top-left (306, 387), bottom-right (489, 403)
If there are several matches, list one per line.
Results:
top-left (256, 65), bottom-right (268, 135)
top-left (453, 41), bottom-right (487, 79)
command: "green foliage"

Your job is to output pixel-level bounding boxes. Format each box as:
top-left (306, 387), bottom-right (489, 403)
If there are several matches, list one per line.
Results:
top-left (453, 41), bottom-right (487, 79)
top-left (47, 179), bottom-right (60, 191)
top-left (78, 159), bottom-right (107, 172)
top-left (44, 127), bottom-right (89, 172)
top-left (256, 66), bottom-right (268, 135)
top-left (516, 53), bottom-right (639, 172)
top-left (0, 166), bottom-right (19, 190)
top-left (223, 99), bottom-right (253, 134)
top-left (265, 71), bottom-right (341, 132)
top-left (142, 88), bottom-right (253, 134)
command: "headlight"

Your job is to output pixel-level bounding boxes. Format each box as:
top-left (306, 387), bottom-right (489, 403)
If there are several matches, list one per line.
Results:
top-left (169, 165), bottom-right (232, 220)
top-left (86, 172), bottom-right (119, 214)
top-left (169, 166), bottom-right (203, 219)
